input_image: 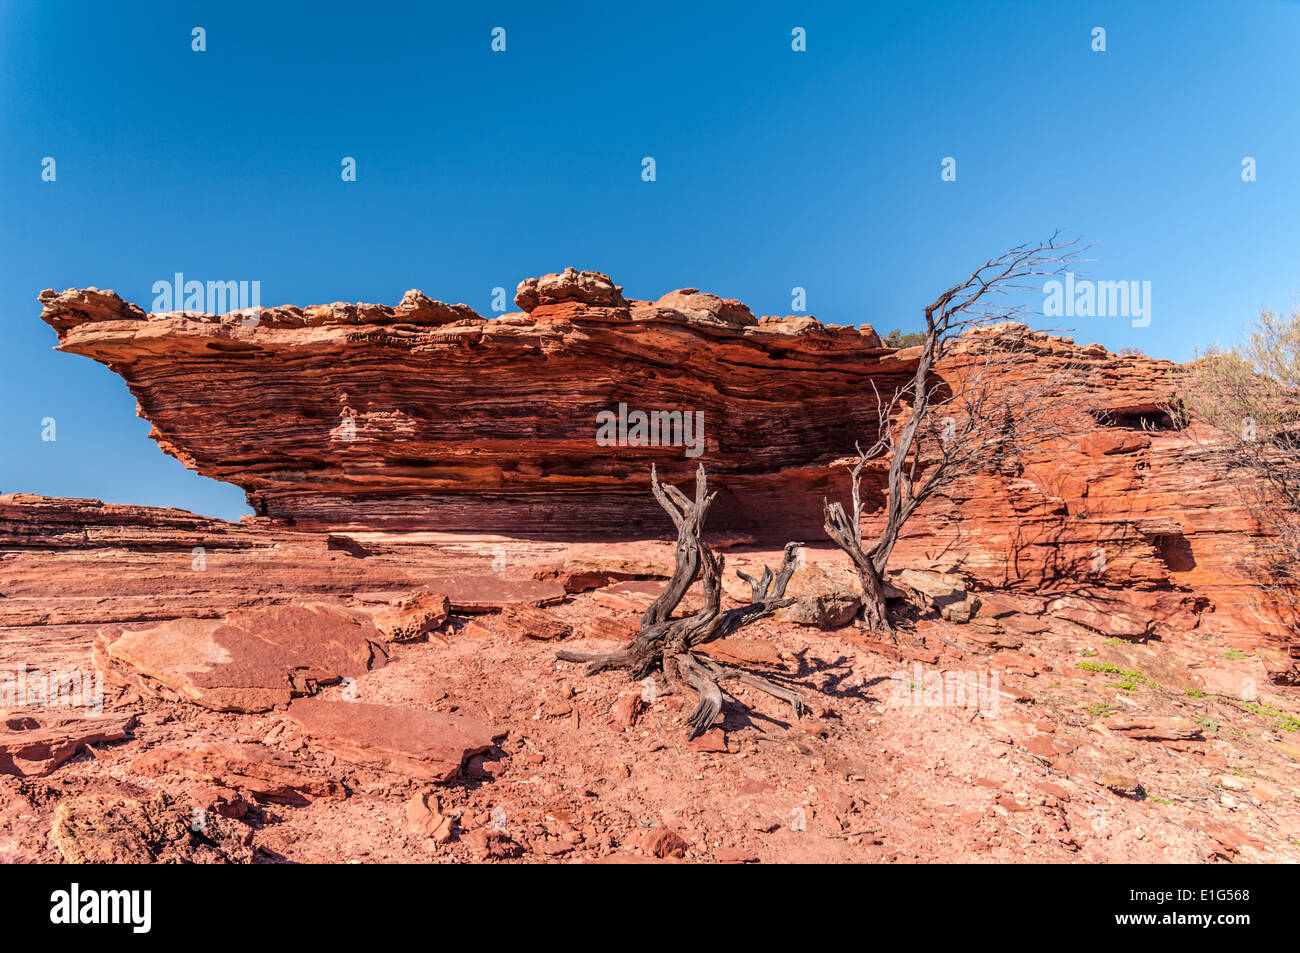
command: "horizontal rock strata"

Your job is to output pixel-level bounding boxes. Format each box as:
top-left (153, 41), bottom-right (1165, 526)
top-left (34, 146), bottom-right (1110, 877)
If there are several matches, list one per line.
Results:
top-left (39, 270), bottom-right (911, 536)
top-left (27, 270), bottom-right (1297, 664)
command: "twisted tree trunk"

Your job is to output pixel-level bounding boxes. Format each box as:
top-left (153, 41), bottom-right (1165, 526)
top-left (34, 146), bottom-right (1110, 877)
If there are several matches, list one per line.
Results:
top-left (558, 464), bottom-right (805, 738)
top-left (824, 235), bottom-right (1088, 641)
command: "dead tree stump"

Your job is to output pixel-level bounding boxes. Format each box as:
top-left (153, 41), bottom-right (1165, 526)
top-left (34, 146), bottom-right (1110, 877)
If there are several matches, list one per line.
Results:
top-left (557, 464), bottom-right (805, 738)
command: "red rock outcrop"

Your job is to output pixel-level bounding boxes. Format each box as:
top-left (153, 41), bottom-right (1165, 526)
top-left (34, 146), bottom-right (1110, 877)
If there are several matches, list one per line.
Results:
top-left (0, 713), bottom-right (135, 777)
top-left (39, 270), bottom-right (911, 535)
top-left (28, 272), bottom-right (1296, 667)
top-left (870, 328), bottom-right (1287, 649)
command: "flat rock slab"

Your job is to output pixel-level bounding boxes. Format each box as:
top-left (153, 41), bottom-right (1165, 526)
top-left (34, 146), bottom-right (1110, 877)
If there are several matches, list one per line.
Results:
top-left (96, 603), bottom-right (387, 713)
top-left (540, 556), bottom-right (671, 593)
top-left (580, 616), bottom-right (638, 643)
top-left (288, 698), bottom-right (502, 782)
top-left (591, 579), bottom-right (709, 614)
top-left (1188, 656), bottom-right (1271, 698)
top-left (993, 612), bottom-right (1051, 638)
top-left (1096, 642), bottom-right (1201, 693)
top-left (696, 638), bottom-right (785, 668)
top-left (1104, 715), bottom-right (1204, 741)
top-left (435, 575), bottom-right (566, 612)
top-left (0, 712), bottom-right (135, 777)
top-left (130, 742), bottom-right (344, 804)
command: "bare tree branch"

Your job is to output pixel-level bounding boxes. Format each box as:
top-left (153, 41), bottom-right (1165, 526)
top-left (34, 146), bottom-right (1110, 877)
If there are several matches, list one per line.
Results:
top-left (825, 235), bottom-right (1090, 639)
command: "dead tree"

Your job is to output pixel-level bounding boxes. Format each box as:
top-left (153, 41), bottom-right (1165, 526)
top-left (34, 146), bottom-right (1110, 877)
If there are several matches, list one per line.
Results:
top-left (825, 234), bottom-right (1087, 639)
top-left (558, 464), bottom-right (805, 738)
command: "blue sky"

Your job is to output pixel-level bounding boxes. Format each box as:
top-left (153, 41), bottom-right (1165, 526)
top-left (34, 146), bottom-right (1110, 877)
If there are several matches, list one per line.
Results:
top-left (2, 0), bottom-right (1298, 520)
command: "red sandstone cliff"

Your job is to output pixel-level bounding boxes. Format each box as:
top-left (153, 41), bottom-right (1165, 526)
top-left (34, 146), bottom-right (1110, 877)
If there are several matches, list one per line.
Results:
top-left (39, 271), bottom-right (913, 536)
top-left (35, 270), bottom-right (1292, 657)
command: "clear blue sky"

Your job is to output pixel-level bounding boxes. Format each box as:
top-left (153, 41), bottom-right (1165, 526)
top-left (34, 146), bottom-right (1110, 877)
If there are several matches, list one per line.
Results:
top-left (3, 0), bottom-right (1298, 520)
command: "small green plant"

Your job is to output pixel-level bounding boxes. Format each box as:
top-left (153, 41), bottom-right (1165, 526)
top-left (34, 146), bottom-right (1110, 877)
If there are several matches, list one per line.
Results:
top-left (1221, 648), bottom-right (1249, 661)
top-left (1186, 688), bottom-right (1205, 698)
top-left (883, 328), bottom-right (926, 348)
top-left (1242, 700), bottom-right (1300, 732)
top-left (1077, 660), bottom-right (1158, 690)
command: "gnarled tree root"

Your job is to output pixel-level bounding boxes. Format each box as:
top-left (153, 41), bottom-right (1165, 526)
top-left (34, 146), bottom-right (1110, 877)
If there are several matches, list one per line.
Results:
top-left (557, 465), bottom-right (808, 739)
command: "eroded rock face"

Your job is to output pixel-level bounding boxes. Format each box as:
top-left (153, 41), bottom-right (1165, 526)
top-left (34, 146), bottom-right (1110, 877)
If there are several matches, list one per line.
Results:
top-left (370, 591), bottom-right (451, 642)
top-left (39, 271), bottom-right (910, 536)
top-left (28, 271), bottom-right (1298, 667)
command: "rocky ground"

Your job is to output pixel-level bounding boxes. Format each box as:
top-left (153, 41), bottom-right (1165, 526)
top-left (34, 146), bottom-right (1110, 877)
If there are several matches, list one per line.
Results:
top-left (3, 521), bottom-right (1298, 864)
top-left (13, 270), bottom-right (1299, 863)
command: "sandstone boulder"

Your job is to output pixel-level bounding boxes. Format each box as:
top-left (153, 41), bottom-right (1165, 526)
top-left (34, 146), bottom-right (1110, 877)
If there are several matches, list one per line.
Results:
top-left (515, 267), bottom-right (628, 312)
top-left (393, 290), bottom-right (479, 326)
top-left (37, 286), bottom-right (145, 333)
top-left (651, 289), bottom-right (756, 328)
top-left (891, 569), bottom-right (980, 623)
top-left (405, 790), bottom-right (455, 843)
top-left (778, 591), bottom-right (861, 629)
top-left (51, 791), bottom-right (253, 864)
top-left (498, 605), bottom-right (572, 641)
top-left (370, 590), bottom-right (450, 642)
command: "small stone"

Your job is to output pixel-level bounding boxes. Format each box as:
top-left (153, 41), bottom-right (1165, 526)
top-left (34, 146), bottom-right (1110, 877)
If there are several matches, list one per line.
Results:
top-left (641, 828), bottom-right (689, 859)
top-left (686, 730), bottom-right (728, 753)
top-left (610, 693), bottom-right (642, 728)
top-left (713, 846), bottom-right (760, 863)
top-left (1097, 770), bottom-right (1142, 798)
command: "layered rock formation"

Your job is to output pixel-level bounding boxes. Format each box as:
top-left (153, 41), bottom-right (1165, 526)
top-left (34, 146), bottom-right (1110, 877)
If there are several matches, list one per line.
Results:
top-left (876, 330), bottom-right (1277, 638)
top-left (40, 270), bottom-right (912, 535)
top-left (33, 270), bottom-right (1293, 657)
top-left (11, 271), bottom-right (1300, 868)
